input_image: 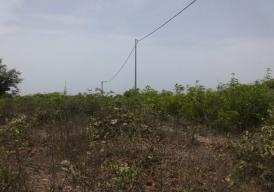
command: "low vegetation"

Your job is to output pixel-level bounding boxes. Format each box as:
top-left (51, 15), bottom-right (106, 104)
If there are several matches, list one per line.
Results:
top-left (0, 69), bottom-right (274, 191)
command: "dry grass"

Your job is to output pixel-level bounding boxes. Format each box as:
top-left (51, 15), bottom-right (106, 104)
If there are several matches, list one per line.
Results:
top-left (0, 114), bottom-right (265, 192)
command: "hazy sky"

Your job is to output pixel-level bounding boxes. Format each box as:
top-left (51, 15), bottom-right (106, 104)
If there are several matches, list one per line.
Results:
top-left (0, 0), bottom-right (274, 94)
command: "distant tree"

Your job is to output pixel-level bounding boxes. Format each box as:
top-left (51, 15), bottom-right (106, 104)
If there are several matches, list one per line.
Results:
top-left (174, 83), bottom-right (185, 95)
top-left (0, 59), bottom-right (22, 96)
top-left (264, 68), bottom-right (272, 80)
top-left (263, 68), bottom-right (274, 90)
top-left (230, 73), bottom-right (239, 86)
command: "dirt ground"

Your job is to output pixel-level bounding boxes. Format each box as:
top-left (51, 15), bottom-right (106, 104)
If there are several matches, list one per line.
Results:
top-left (12, 126), bottom-right (262, 192)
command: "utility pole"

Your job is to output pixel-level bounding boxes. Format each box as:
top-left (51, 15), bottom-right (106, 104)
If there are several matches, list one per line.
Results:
top-left (101, 80), bottom-right (107, 94)
top-left (134, 39), bottom-right (138, 90)
top-left (63, 80), bottom-right (67, 95)
top-left (101, 81), bottom-right (104, 93)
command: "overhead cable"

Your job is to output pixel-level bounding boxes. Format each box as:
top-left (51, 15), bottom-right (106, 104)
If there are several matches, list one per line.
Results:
top-left (106, 46), bottom-right (135, 82)
top-left (138, 0), bottom-right (198, 42)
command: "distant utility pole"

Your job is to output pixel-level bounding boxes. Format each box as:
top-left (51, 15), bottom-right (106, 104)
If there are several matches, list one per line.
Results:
top-left (134, 39), bottom-right (138, 90)
top-left (101, 80), bottom-right (107, 93)
top-left (101, 81), bottom-right (104, 93)
top-left (63, 81), bottom-right (67, 95)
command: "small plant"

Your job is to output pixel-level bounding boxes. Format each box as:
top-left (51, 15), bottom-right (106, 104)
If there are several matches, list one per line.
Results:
top-left (107, 160), bottom-right (142, 192)
top-left (60, 160), bottom-right (79, 191)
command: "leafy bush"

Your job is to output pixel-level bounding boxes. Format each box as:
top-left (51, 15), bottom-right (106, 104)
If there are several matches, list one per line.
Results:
top-left (86, 107), bottom-right (152, 141)
top-left (0, 77), bottom-right (273, 133)
top-left (0, 115), bottom-right (33, 191)
top-left (219, 83), bottom-right (273, 130)
top-left (233, 110), bottom-right (274, 191)
top-left (214, 110), bottom-right (240, 132)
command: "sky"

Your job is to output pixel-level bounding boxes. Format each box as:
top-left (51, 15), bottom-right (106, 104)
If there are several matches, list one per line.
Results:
top-left (0, 0), bottom-right (274, 94)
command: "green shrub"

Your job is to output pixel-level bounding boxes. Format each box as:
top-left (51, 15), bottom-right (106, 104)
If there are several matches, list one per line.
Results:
top-left (219, 83), bottom-right (273, 130)
top-left (0, 115), bottom-right (33, 191)
top-left (86, 107), bottom-right (153, 141)
top-left (1, 77), bottom-right (273, 134)
top-left (233, 110), bottom-right (274, 190)
top-left (214, 110), bottom-right (240, 132)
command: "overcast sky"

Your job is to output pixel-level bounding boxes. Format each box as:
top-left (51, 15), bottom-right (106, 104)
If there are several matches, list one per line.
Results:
top-left (0, 0), bottom-right (274, 94)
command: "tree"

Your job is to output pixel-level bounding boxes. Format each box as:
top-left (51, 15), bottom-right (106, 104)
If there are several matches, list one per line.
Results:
top-left (0, 59), bottom-right (22, 96)
top-left (263, 68), bottom-right (274, 90)
top-left (264, 68), bottom-right (272, 80)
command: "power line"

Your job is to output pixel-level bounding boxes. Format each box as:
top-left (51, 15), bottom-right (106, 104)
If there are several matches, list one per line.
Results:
top-left (105, 45), bottom-right (135, 83)
top-left (138, 0), bottom-right (198, 42)
top-left (102, 0), bottom-right (198, 90)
